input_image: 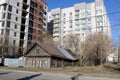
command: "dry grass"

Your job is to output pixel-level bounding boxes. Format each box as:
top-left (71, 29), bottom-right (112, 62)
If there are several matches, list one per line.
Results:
top-left (0, 62), bottom-right (120, 78)
top-left (0, 63), bottom-right (118, 73)
top-left (104, 62), bottom-right (120, 69)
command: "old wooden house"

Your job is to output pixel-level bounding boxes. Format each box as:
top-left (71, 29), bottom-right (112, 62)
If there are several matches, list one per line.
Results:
top-left (25, 43), bottom-right (77, 68)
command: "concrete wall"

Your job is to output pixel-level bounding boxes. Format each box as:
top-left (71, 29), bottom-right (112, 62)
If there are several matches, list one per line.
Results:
top-left (0, 57), bottom-right (25, 67)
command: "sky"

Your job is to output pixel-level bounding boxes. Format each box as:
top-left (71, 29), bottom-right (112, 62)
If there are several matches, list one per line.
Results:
top-left (45, 0), bottom-right (120, 46)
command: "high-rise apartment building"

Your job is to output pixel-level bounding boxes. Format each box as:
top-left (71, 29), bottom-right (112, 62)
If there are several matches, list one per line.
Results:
top-left (0, 0), bottom-right (47, 56)
top-left (47, 0), bottom-right (111, 48)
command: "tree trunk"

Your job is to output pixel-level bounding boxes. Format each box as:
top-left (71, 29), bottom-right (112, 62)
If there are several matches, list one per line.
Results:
top-left (0, 56), bottom-right (5, 66)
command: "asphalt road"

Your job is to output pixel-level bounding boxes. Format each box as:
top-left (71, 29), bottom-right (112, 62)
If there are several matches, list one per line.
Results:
top-left (0, 69), bottom-right (119, 80)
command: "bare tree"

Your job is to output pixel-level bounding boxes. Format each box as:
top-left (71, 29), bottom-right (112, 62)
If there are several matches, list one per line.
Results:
top-left (65, 33), bottom-right (80, 55)
top-left (38, 31), bottom-right (54, 46)
top-left (42, 32), bottom-right (54, 46)
top-left (0, 35), bottom-right (9, 57)
top-left (80, 32), bottom-right (113, 66)
top-left (0, 35), bottom-right (19, 58)
top-left (118, 47), bottom-right (120, 62)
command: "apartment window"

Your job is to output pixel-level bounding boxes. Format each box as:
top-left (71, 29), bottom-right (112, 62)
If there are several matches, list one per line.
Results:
top-left (97, 21), bottom-right (103, 26)
top-left (44, 6), bottom-right (47, 9)
top-left (70, 12), bottom-right (72, 15)
top-left (34, 10), bottom-right (37, 14)
top-left (96, 6), bottom-right (102, 11)
top-left (82, 33), bottom-right (84, 36)
top-left (97, 16), bottom-right (102, 21)
top-left (3, 5), bottom-right (6, 11)
top-left (23, 0), bottom-right (27, 3)
top-left (7, 21), bottom-right (10, 28)
top-left (15, 17), bottom-right (18, 21)
top-left (70, 26), bottom-right (72, 28)
top-left (39, 12), bottom-right (42, 17)
top-left (88, 18), bottom-right (91, 21)
top-left (31, 1), bottom-right (34, 7)
top-left (2, 13), bottom-right (6, 19)
top-left (96, 5), bottom-right (102, 13)
top-left (39, 5), bottom-right (42, 9)
top-left (43, 22), bottom-right (46, 26)
top-left (75, 10), bottom-right (79, 12)
top-left (7, 13), bottom-right (11, 19)
top-left (44, 12), bottom-right (47, 15)
top-left (63, 13), bottom-right (66, 17)
top-left (82, 9), bottom-right (86, 13)
top-left (17, 2), bottom-right (19, 7)
top-left (13, 48), bottom-right (15, 53)
top-left (15, 24), bottom-right (17, 29)
top-left (16, 9), bottom-right (19, 14)
top-left (35, 3), bottom-right (38, 7)
top-left (13, 40), bottom-right (16, 45)
top-left (28, 35), bottom-right (32, 40)
top-left (30, 8), bottom-right (34, 13)
top-left (2, 21), bottom-right (4, 27)
top-left (14, 32), bottom-right (17, 37)
top-left (49, 16), bottom-right (51, 19)
top-left (6, 29), bottom-right (10, 36)
top-left (0, 37), bottom-right (3, 44)
top-left (82, 27), bottom-right (86, 30)
top-left (8, 5), bottom-right (12, 12)
top-left (1, 29), bottom-right (4, 35)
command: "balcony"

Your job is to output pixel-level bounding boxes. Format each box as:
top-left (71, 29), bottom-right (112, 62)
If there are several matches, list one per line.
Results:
top-left (53, 33), bottom-right (59, 37)
top-left (53, 24), bottom-right (59, 28)
top-left (0, 0), bottom-right (8, 5)
top-left (22, 9), bottom-right (28, 16)
top-left (23, 2), bottom-right (29, 10)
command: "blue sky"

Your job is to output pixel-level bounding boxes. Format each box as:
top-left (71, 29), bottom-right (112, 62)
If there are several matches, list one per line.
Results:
top-left (45, 0), bottom-right (120, 46)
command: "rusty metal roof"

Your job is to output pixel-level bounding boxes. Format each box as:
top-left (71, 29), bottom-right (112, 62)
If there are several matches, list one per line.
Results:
top-left (58, 48), bottom-right (76, 60)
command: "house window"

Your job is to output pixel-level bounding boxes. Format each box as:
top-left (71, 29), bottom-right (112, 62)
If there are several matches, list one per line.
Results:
top-left (8, 5), bottom-right (12, 12)
top-left (36, 49), bottom-right (39, 54)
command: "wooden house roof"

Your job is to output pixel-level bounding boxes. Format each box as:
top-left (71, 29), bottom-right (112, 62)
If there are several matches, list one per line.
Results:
top-left (25, 42), bottom-right (66, 59)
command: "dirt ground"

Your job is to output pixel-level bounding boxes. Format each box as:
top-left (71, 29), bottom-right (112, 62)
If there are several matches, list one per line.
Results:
top-left (0, 62), bottom-right (120, 78)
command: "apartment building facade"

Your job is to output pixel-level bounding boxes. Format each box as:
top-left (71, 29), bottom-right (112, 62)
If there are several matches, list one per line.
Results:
top-left (0, 0), bottom-right (47, 57)
top-left (47, 0), bottom-right (111, 48)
